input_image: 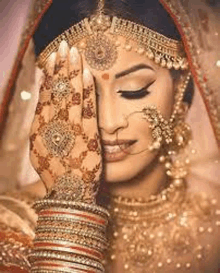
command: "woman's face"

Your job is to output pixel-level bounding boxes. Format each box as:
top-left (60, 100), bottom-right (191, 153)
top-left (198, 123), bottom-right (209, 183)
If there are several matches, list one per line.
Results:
top-left (83, 36), bottom-right (175, 183)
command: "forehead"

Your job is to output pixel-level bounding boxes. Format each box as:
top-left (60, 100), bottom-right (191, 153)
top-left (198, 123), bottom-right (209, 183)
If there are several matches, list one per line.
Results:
top-left (81, 35), bottom-right (158, 80)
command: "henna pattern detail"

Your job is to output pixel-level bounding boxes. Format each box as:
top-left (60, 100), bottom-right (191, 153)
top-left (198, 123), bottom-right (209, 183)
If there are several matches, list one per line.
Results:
top-left (82, 99), bottom-right (96, 119)
top-left (52, 75), bottom-right (71, 99)
top-left (72, 92), bottom-right (81, 105)
top-left (41, 120), bottom-right (75, 157)
top-left (83, 85), bottom-right (93, 100)
top-left (48, 173), bottom-right (86, 201)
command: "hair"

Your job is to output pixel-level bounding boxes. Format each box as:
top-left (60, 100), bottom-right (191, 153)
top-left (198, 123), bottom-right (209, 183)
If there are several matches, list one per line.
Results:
top-left (34, 0), bottom-right (194, 105)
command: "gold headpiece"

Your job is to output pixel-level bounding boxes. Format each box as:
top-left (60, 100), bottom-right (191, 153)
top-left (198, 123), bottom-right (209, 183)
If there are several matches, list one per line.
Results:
top-left (37, 12), bottom-right (188, 70)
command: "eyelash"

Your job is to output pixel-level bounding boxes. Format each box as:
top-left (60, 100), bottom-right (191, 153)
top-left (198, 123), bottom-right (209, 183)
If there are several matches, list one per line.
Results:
top-left (117, 84), bottom-right (151, 99)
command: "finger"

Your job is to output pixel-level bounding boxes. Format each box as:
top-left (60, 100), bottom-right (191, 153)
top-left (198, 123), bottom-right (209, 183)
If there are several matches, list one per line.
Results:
top-left (50, 40), bottom-right (70, 120)
top-left (68, 46), bottom-right (83, 124)
top-left (34, 52), bottom-right (57, 125)
top-left (82, 68), bottom-right (98, 134)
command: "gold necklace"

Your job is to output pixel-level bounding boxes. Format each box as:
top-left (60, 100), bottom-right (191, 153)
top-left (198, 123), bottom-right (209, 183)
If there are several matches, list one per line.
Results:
top-left (105, 180), bottom-right (220, 273)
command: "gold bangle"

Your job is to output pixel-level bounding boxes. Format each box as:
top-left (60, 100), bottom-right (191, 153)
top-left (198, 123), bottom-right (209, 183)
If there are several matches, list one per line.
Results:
top-left (29, 252), bottom-right (105, 271)
top-left (31, 259), bottom-right (104, 273)
top-left (37, 217), bottom-right (106, 232)
top-left (34, 200), bottom-right (109, 219)
top-left (34, 237), bottom-right (107, 252)
top-left (35, 228), bottom-right (107, 245)
top-left (38, 208), bottom-right (108, 226)
top-left (33, 241), bottom-right (103, 260)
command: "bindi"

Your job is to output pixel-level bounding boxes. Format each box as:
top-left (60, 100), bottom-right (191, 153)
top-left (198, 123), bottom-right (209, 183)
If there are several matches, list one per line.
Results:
top-left (102, 73), bottom-right (110, 80)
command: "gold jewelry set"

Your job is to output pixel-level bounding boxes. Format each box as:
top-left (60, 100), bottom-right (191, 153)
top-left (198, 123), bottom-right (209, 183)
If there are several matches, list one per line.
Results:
top-left (37, 1), bottom-right (188, 71)
top-left (31, 1), bottom-right (214, 272)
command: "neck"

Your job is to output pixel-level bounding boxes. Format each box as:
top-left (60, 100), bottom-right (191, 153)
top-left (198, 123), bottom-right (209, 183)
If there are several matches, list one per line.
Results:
top-left (108, 155), bottom-right (167, 200)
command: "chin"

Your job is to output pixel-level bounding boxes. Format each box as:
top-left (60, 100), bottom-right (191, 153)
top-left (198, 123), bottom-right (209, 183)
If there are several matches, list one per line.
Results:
top-left (103, 154), bottom-right (152, 183)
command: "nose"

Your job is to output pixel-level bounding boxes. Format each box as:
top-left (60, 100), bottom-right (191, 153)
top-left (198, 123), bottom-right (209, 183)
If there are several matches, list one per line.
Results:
top-left (98, 94), bottom-right (128, 135)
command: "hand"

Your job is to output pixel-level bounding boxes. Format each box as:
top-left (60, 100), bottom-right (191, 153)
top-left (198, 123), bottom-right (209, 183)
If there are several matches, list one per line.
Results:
top-left (30, 41), bottom-right (102, 203)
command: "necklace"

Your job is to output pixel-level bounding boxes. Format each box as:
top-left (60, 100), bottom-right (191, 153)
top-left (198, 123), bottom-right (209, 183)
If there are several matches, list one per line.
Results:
top-left (105, 179), bottom-right (220, 273)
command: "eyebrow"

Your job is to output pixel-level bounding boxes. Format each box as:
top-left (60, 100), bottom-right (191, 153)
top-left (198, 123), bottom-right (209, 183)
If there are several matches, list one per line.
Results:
top-left (115, 64), bottom-right (154, 79)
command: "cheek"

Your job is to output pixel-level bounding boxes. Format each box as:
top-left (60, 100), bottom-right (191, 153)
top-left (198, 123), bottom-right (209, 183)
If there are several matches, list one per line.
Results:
top-left (153, 73), bottom-right (174, 119)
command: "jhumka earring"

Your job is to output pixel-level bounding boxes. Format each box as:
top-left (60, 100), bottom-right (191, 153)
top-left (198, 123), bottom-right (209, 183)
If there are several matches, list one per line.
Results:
top-left (143, 72), bottom-right (192, 186)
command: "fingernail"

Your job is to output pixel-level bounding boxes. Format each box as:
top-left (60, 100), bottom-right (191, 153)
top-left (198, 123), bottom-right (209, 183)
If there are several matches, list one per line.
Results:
top-left (59, 40), bottom-right (68, 58)
top-left (70, 46), bottom-right (79, 65)
top-left (83, 68), bottom-right (92, 82)
top-left (47, 52), bottom-right (56, 68)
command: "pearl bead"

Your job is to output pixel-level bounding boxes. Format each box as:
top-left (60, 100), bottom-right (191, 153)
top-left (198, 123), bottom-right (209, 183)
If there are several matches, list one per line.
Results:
top-left (197, 254), bottom-right (202, 259)
top-left (158, 262), bottom-right (163, 268)
top-left (186, 263), bottom-right (191, 268)
top-left (166, 258), bottom-right (172, 264)
top-left (215, 221), bottom-right (220, 226)
top-left (124, 264), bottom-right (129, 269)
top-left (115, 40), bottom-right (121, 46)
top-left (216, 60), bottom-right (220, 67)
top-left (165, 162), bottom-right (171, 169)
top-left (176, 263), bottom-right (181, 268)
top-left (198, 226), bottom-right (204, 233)
top-left (125, 44), bottom-right (132, 51)
top-left (159, 156), bottom-right (165, 162)
top-left (111, 254), bottom-right (116, 260)
top-left (208, 227), bottom-right (213, 233)
top-left (137, 48), bottom-right (145, 55)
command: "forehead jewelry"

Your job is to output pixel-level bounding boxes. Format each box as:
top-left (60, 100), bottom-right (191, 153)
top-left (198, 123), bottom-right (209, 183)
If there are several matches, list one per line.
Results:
top-left (37, 1), bottom-right (188, 71)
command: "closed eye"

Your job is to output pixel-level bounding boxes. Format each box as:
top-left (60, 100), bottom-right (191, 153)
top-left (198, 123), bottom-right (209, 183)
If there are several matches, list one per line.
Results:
top-left (117, 83), bottom-right (153, 99)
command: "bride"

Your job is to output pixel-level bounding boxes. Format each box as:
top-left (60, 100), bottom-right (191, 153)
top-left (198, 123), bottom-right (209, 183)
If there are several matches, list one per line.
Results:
top-left (0, 0), bottom-right (219, 272)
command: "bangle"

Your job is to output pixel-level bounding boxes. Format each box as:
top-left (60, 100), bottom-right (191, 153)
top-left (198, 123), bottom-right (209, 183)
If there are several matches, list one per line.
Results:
top-left (33, 200), bottom-right (109, 218)
top-left (31, 259), bottom-right (104, 273)
top-left (29, 252), bottom-right (105, 271)
top-left (38, 207), bottom-right (108, 226)
top-left (33, 241), bottom-right (103, 260)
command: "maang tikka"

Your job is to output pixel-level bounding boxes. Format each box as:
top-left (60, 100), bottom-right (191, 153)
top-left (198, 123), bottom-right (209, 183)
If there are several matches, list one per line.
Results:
top-left (37, 0), bottom-right (188, 71)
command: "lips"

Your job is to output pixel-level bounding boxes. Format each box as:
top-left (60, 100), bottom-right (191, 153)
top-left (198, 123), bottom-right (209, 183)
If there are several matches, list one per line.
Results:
top-left (102, 139), bottom-right (137, 162)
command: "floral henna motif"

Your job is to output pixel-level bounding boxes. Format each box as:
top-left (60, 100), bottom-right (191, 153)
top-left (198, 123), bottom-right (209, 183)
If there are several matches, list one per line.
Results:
top-left (82, 99), bottom-right (96, 119)
top-left (82, 170), bottom-right (96, 183)
top-left (44, 74), bottom-right (53, 90)
top-left (54, 60), bottom-right (66, 75)
top-left (87, 138), bottom-right (98, 152)
top-left (69, 69), bottom-right (80, 80)
top-left (68, 151), bottom-right (88, 169)
top-left (72, 123), bottom-right (83, 136)
top-left (83, 84), bottom-right (94, 100)
top-left (72, 92), bottom-right (81, 105)
top-left (37, 155), bottom-right (50, 172)
top-left (58, 108), bottom-right (69, 121)
top-left (81, 163), bottom-right (101, 183)
top-left (35, 101), bottom-right (50, 115)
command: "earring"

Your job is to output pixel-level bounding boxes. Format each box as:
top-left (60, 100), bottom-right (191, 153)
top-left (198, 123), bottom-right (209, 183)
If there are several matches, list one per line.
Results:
top-left (142, 105), bottom-right (173, 152)
top-left (159, 102), bottom-right (192, 187)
